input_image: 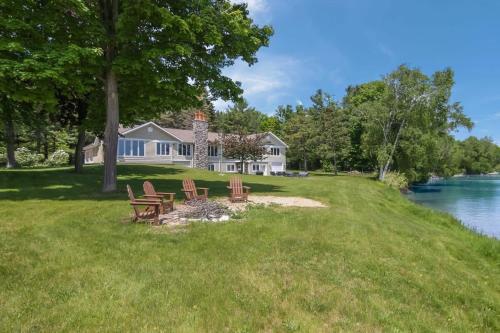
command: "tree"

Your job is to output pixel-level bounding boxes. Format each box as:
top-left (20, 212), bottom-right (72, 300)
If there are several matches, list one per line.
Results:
top-left (343, 81), bottom-right (386, 171)
top-left (154, 94), bottom-right (217, 130)
top-left (360, 65), bottom-right (471, 181)
top-left (459, 137), bottom-right (499, 174)
top-left (220, 133), bottom-right (266, 174)
top-left (282, 106), bottom-right (316, 171)
top-left (216, 99), bottom-right (267, 134)
top-left (0, 1), bottom-right (101, 168)
top-left (311, 91), bottom-right (351, 175)
top-left (94, 1), bottom-right (273, 191)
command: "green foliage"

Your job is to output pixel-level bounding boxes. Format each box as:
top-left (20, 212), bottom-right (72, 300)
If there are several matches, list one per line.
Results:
top-left (46, 150), bottom-right (69, 167)
top-left (14, 147), bottom-right (43, 168)
top-left (216, 100), bottom-right (268, 134)
top-left (321, 160), bottom-right (334, 173)
top-left (459, 137), bottom-right (500, 174)
top-left (382, 171), bottom-right (409, 190)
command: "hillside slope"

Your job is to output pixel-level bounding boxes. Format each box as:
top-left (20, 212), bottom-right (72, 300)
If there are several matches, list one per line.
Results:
top-left (0, 165), bottom-right (498, 332)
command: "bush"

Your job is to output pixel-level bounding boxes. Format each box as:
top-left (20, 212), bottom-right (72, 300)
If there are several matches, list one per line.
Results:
top-left (382, 171), bottom-right (408, 191)
top-left (321, 160), bottom-right (334, 173)
top-left (46, 149), bottom-right (69, 167)
top-left (15, 147), bottom-right (44, 168)
top-left (0, 146), bottom-right (6, 166)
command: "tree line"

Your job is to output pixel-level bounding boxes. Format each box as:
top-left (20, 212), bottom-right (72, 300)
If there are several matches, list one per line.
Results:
top-left (214, 65), bottom-right (500, 182)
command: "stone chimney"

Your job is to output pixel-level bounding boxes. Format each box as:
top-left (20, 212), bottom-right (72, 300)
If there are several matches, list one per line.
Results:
top-left (193, 111), bottom-right (208, 169)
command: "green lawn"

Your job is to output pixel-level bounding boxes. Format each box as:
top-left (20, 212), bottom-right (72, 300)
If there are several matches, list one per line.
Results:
top-left (0, 164), bottom-right (498, 332)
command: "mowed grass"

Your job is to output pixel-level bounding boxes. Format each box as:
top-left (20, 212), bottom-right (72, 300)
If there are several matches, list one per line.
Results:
top-left (0, 164), bottom-right (498, 332)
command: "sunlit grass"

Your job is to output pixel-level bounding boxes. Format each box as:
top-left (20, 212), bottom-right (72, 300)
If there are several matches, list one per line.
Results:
top-left (0, 164), bottom-right (498, 331)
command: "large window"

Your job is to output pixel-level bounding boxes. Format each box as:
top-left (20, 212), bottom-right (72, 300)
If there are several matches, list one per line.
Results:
top-left (156, 142), bottom-right (170, 156)
top-left (226, 164), bottom-right (235, 172)
top-left (118, 139), bottom-right (145, 157)
top-left (208, 145), bottom-right (218, 157)
top-left (178, 143), bottom-right (191, 156)
top-left (269, 147), bottom-right (280, 156)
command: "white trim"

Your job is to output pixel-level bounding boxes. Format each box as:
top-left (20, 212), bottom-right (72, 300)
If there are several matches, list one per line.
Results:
top-left (155, 141), bottom-right (172, 156)
top-left (118, 138), bottom-right (146, 157)
top-left (266, 132), bottom-right (288, 148)
top-left (177, 143), bottom-right (192, 156)
top-left (121, 122), bottom-right (184, 142)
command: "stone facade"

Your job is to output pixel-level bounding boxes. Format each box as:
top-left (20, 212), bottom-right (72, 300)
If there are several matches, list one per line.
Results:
top-left (193, 111), bottom-right (208, 169)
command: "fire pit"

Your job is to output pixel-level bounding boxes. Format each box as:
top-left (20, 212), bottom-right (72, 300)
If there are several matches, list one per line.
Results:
top-left (180, 199), bottom-right (230, 221)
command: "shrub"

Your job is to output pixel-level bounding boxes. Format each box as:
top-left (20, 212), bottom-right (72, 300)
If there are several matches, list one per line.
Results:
top-left (46, 149), bottom-right (69, 167)
top-left (0, 146), bottom-right (6, 166)
top-left (321, 160), bottom-right (334, 173)
top-left (15, 147), bottom-right (44, 168)
top-left (382, 171), bottom-right (409, 191)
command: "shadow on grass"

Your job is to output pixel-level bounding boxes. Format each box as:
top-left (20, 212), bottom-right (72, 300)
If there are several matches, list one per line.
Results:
top-left (0, 164), bottom-right (284, 201)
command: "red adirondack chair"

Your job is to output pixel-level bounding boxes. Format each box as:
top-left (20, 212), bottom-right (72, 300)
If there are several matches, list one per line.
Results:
top-left (126, 185), bottom-right (161, 225)
top-left (182, 178), bottom-right (208, 202)
top-left (227, 176), bottom-right (250, 202)
top-left (143, 181), bottom-right (175, 213)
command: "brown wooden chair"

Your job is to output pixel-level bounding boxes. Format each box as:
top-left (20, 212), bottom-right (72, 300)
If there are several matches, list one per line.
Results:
top-left (127, 185), bottom-right (161, 225)
top-left (143, 181), bottom-right (175, 213)
top-left (182, 178), bottom-right (208, 202)
top-left (227, 176), bottom-right (250, 202)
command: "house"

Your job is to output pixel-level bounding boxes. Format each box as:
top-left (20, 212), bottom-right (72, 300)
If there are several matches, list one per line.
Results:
top-left (83, 112), bottom-right (287, 175)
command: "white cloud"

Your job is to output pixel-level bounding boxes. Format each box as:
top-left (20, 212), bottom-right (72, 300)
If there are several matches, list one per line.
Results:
top-left (231, 0), bottom-right (270, 21)
top-left (245, 0), bottom-right (269, 14)
top-left (212, 54), bottom-right (304, 112)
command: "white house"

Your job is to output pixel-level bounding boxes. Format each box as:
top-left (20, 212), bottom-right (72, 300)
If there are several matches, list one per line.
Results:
top-left (83, 112), bottom-right (287, 175)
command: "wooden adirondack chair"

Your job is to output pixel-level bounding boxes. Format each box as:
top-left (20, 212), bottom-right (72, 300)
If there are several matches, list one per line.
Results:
top-left (227, 176), bottom-right (250, 202)
top-left (182, 178), bottom-right (208, 202)
top-left (127, 185), bottom-right (161, 225)
top-left (143, 181), bottom-right (175, 213)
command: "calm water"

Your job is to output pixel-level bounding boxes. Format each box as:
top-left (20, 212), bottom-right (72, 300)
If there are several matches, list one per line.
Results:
top-left (407, 175), bottom-right (500, 239)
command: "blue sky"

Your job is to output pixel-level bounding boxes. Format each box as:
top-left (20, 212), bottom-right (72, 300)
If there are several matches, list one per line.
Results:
top-left (219, 0), bottom-right (500, 143)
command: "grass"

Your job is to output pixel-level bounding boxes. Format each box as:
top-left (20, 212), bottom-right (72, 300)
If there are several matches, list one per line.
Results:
top-left (0, 164), bottom-right (499, 332)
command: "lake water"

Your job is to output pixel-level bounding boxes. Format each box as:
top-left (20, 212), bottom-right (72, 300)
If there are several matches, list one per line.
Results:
top-left (407, 175), bottom-right (500, 239)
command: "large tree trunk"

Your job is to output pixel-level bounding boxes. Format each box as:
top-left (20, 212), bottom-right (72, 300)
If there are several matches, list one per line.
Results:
top-left (74, 125), bottom-right (86, 173)
top-left (102, 69), bottom-right (119, 192)
top-left (101, 0), bottom-right (119, 192)
top-left (4, 110), bottom-right (17, 168)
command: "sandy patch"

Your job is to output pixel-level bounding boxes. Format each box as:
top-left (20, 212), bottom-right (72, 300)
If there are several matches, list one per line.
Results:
top-left (156, 195), bottom-right (326, 227)
top-left (219, 195), bottom-right (326, 211)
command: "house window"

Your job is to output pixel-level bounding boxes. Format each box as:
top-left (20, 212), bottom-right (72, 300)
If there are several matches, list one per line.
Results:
top-left (208, 164), bottom-right (215, 171)
top-left (270, 147), bottom-right (280, 156)
top-left (226, 164), bottom-right (235, 172)
top-left (118, 139), bottom-right (145, 157)
top-left (252, 164), bottom-right (260, 171)
top-left (208, 145), bottom-right (218, 157)
top-left (156, 142), bottom-right (170, 156)
top-left (178, 144), bottom-right (191, 156)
